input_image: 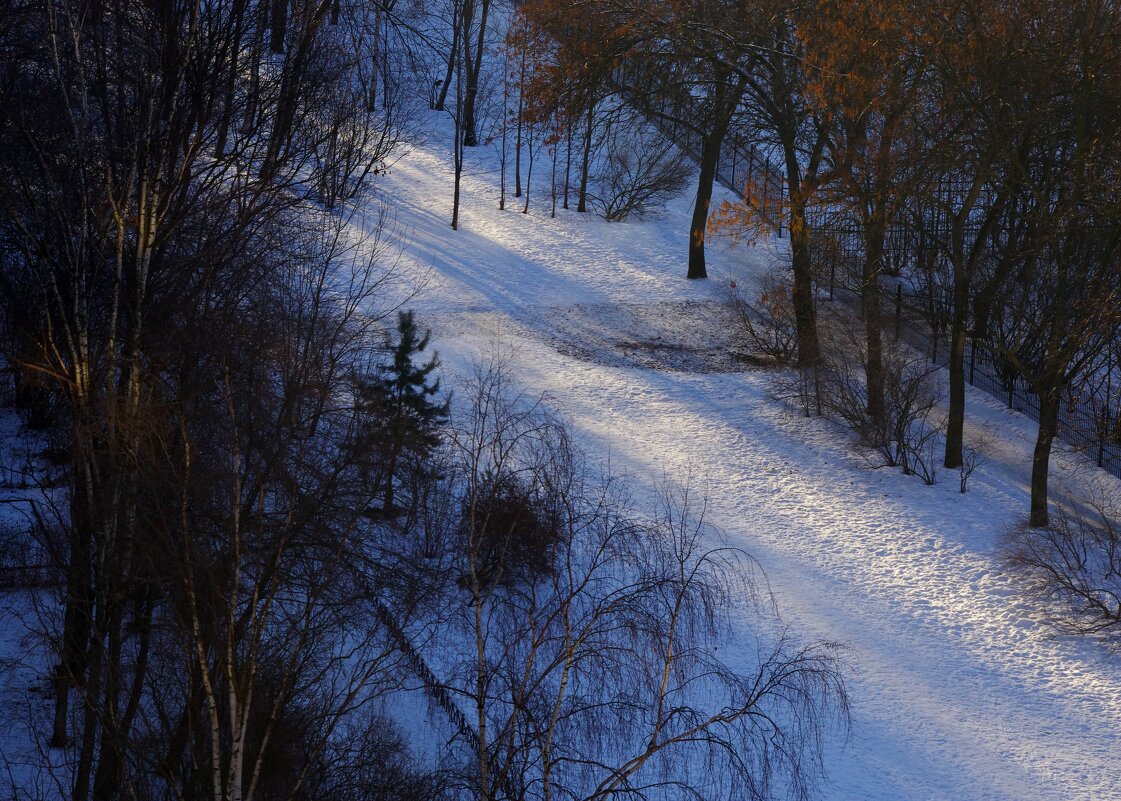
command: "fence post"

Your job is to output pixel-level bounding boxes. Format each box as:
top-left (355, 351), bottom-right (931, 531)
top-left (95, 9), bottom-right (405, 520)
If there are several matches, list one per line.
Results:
top-left (778, 175), bottom-right (785, 238)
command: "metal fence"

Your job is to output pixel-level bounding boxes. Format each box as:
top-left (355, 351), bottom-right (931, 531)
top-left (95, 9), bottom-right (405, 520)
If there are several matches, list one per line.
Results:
top-left (833, 280), bottom-right (1121, 479)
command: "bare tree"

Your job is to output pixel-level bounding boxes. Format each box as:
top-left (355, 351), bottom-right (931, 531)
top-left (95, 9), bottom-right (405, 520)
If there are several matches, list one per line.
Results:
top-left (430, 358), bottom-right (849, 801)
top-left (1005, 498), bottom-right (1121, 646)
top-left (0, 0), bottom-right (418, 796)
top-left (589, 115), bottom-right (691, 222)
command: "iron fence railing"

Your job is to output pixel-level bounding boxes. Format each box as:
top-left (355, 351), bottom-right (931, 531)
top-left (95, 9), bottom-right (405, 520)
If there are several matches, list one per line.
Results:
top-left (829, 279), bottom-right (1121, 479)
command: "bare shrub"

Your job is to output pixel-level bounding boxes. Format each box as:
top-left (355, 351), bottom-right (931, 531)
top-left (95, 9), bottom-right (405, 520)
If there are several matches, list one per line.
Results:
top-left (777, 315), bottom-right (945, 483)
top-left (725, 266), bottom-right (801, 364)
top-left (444, 356), bottom-right (573, 596)
top-left (589, 120), bottom-right (691, 222)
top-left (881, 346), bottom-right (944, 485)
top-left (1004, 499), bottom-right (1121, 645)
top-left (959, 437), bottom-right (991, 493)
top-left (305, 713), bottom-right (450, 801)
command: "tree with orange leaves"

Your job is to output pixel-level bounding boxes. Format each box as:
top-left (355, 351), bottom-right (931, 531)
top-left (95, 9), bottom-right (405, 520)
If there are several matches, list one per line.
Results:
top-left (521, 0), bottom-right (761, 278)
top-left (709, 3), bottom-right (837, 369)
top-left (801, 0), bottom-right (926, 428)
top-left (519, 0), bottom-right (625, 215)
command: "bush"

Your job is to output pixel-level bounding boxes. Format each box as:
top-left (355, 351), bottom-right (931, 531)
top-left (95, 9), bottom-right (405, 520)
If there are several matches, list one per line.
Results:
top-left (459, 468), bottom-right (562, 590)
top-left (770, 312), bottom-right (944, 483)
top-left (307, 713), bottom-right (449, 801)
top-left (1004, 500), bottom-right (1121, 646)
top-left (724, 266), bottom-right (801, 364)
top-left (819, 323), bottom-right (944, 483)
top-left (589, 122), bottom-right (691, 222)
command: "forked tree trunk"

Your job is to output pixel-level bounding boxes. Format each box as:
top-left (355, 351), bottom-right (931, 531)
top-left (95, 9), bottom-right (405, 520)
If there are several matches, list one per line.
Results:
top-left (461, 0), bottom-right (490, 147)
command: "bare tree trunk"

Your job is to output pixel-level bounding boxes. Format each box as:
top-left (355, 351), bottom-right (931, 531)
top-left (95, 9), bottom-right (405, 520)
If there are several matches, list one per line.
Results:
top-left (944, 263), bottom-right (969, 469)
top-left (242, 0), bottom-right (268, 134)
top-left (215, 0), bottom-right (248, 156)
top-left (563, 120), bottom-right (572, 209)
top-left (52, 464), bottom-right (95, 747)
top-left (550, 139), bottom-right (558, 218)
top-left (514, 76), bottom-right (523, 197)
top-left (434, 0), bottom-right (459, 111)
top-left (452, 56), bottom-right (464, 230)
top-left (461, 0), bottom-right (490, 148)
top-left (577, 104), bottom-right (593, 212)
top-left (864, 214), bottom-right (886, 430)
top-left (688, 134), bottom-right (720, 279)
top-left (1030, 387), bottom-right (1060, 527)
top-left (270, 0), bottom-right (287, 53)
top-left (522, 124), bottom-right (534, 214)
top-left (368, 3), bottom-right (383, 111)
top-left (789, 199), bottom-right (821, 368)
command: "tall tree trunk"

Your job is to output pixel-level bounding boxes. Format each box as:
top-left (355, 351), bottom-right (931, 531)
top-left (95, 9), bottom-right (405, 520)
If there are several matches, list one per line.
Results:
top-left (215, 0), bottom-right (247, 156)
top-left (461, 0), bottom-right (490, 148)
top-left (577, 104), bottom-right (593, 212)
top-left (269, 0), bottom-right (286, 54)
top-left (91, 599), bottom-right (124, 801)
top-left (864, 213), bottom-right (886, 431)
top-left (368, 4), bottom-right (383, 111)
top-left (685, 69), bottom-right (740, 280)
top-left (434, 1), bottom-right (459, 111)
top-left (241, 0), bottom-right (269, 135)
top-left (788, 197), bottom-right (821, 368)
top-left (1029, 386), bottom-right (1060, 527)
top-left (944, 264), bottom-right (969, 468)
top-left (514, 73), bottom-right (523, 197)
top-left (688, 133), bottom-right (720, 279)
top-left (550, 136), bottom-right (558, 218)
top-left (563, 120), bottom-right (572, 209)
top-left (522, 125), bottom-right (534, 214)
top-left (452, 57), bottom-right (464, 229)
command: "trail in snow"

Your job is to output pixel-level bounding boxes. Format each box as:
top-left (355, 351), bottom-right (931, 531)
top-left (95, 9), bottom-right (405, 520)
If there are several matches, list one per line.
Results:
top-left (372, 117), bottom-right (1121, 801)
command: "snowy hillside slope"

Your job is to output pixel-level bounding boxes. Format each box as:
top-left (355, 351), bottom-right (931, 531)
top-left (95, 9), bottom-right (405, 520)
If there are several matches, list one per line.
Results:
top-left (368, 116), bottom-right (1121, 801)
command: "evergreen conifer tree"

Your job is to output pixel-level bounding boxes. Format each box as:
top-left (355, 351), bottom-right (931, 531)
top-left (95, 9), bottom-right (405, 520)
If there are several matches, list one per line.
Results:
top-left (357, 310), bottom-right (450, 514)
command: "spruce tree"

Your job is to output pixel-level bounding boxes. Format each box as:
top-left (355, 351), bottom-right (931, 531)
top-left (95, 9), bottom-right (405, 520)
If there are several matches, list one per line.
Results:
top-left (358, 310), bottom-right (449, 514)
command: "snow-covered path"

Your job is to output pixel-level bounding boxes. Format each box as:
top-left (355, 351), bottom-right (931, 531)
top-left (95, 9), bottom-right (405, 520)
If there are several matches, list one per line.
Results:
top-left (372, 126), bottom-right (1121, 801)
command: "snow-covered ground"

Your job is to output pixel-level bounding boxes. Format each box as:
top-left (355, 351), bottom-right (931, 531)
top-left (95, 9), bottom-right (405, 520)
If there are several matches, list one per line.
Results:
top-left (2, 111), bottom-right (1117, 800)
top-left (365, 116), bottom-right (1121, 801)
